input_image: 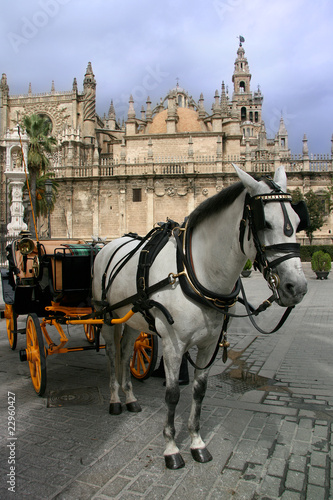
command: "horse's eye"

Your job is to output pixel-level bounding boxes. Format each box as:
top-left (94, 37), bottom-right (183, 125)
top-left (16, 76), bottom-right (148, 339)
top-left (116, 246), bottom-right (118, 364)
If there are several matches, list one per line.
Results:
top-left (265, 221), bottom-right (273, 230)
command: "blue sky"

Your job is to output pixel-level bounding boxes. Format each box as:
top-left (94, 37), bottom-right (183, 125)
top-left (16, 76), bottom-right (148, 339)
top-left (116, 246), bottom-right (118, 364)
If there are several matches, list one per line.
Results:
top-left (1, 0), bottom-right (332, 154)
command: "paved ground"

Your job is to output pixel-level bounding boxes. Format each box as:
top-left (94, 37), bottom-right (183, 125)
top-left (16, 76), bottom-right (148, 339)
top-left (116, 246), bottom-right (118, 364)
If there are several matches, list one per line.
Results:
top-left (0, 263), bottom-right (332, 499)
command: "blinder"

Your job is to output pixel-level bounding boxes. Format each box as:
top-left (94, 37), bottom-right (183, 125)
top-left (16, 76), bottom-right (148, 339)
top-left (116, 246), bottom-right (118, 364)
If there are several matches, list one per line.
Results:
top-left (291, 201), bottom-right (310, 232)
top-left (250, 194), bottom-right (310, 235)
top-left (249, 193), bottom-right (294, 234)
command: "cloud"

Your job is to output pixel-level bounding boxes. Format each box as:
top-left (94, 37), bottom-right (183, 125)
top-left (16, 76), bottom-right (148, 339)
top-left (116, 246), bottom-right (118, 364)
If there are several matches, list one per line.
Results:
top-left (0, 0), bottom-right (332, 153)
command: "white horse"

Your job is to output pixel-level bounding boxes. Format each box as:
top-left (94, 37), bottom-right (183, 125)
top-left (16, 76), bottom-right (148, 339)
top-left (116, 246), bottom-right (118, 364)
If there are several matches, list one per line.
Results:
top-left (92, 165), bottom-right (308, 469)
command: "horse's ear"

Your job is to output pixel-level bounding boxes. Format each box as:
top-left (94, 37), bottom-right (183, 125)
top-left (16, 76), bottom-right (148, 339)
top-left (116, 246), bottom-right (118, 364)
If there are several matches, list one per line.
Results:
top-left (232, 163), bottom-right (261, 197)
top-left (273, 166), bottom-right (287, 192)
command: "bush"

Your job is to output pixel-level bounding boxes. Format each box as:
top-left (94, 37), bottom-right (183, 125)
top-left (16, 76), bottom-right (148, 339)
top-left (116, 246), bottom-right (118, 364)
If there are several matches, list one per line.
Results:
top-left (243, 259), bottom-right (252, 271)
top-left (311, 251), bottom-right (332, 272)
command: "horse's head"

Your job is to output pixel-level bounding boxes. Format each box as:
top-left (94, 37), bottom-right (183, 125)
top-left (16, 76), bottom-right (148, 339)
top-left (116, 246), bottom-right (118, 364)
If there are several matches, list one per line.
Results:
top-left (234, 164), bottom-right (308, 307)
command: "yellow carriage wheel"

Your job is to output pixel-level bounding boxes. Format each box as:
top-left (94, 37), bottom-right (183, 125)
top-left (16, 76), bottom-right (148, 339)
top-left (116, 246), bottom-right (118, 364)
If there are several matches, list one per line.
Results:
top-left (25, 313), bottom-right (47, 397)
top-left (130, 332), bottom-right (157, 380)
top-left (84, 324), bottom-right (95, 343)
top-left (5, 304), bottom-right (17, 350)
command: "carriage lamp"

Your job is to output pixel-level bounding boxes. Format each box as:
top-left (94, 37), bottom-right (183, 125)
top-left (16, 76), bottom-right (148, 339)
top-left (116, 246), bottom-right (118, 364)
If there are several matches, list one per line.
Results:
top-left (18, 238), bottom-right (35, 255)
top-left (45, 179), bottom-right (53, 238)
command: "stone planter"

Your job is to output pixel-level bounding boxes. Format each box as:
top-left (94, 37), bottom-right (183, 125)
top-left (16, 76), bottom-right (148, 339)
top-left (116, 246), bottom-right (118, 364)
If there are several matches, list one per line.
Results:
top-left (241, 270), bottom-right (252, 278)
top-left (314, 271), bottom-right (330, 280)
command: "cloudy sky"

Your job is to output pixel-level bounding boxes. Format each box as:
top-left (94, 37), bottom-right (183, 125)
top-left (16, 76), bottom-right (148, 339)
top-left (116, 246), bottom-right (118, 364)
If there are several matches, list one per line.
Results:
top-left (1, 0), bottom-right (332, 154)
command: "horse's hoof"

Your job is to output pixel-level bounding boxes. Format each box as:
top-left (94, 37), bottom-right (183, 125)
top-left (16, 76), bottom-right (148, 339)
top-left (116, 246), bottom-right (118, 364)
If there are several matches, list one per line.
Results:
top-left (191, 447), bottom-right (213, 463)
top-left (164, 453), bottom-right (185, 470)
top-left (126, 401), bottom-right (142, 413)
top-left (109, 403), bottom-right (122, 415)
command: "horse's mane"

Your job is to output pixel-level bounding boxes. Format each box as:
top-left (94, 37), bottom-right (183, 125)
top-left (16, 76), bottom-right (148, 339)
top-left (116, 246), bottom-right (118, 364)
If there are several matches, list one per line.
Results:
top-left (187, 181), bottom-right (246, 229)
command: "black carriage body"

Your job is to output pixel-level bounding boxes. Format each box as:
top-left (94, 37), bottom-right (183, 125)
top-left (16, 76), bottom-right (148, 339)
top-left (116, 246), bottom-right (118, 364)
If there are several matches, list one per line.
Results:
top-left (1, 238), bottom-right (99, 316)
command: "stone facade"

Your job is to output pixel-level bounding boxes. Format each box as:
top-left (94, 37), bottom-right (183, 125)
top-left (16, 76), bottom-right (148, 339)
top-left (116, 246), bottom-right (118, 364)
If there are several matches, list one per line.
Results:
top-left (1, 43), bottom-right (333, 242)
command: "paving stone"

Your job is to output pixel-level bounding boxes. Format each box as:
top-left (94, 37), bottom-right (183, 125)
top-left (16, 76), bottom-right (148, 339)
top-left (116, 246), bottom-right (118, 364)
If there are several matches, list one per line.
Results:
top-left (313, 425), bottom-right (328, 438)
top-left (298, 418), bottom-right (313, 429)
top-left (226, 452), bottom-right (248, 470)
top-left (295, 427), bottom-right (312, 442)
top-left (288, 454), bottom-right (307, 472)
top-left (305, 484), bottom-right (327, 500)
top-left (310, 451), bottom-right (327, 468)
top-left (307, 465), bottom-right (327, 486)
top-left (258, 474), bottom-right (282, 498)
top-left (285, 469), bottom-right (305, 492)
top-left (272, 443), bottom-right (291, 460)
top-left (267, 458), bottom-right (286, 477)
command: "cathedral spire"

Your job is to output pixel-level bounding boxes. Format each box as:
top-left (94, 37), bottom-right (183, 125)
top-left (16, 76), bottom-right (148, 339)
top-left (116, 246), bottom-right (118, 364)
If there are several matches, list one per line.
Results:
top-left (83, 62), bottom-right (96, 89)
top-left (302, 134), bottom-right (309, 157)
top-left (108, 100), bottom-right (116, 119)
top-left (83, 62), bottom-right (96, 143)
top-left (0, 73), bottom-right (9, 94)
top-left (127, 95), bottom-right (136, 120)
top-left (278, 116), bottom-right (288, 150)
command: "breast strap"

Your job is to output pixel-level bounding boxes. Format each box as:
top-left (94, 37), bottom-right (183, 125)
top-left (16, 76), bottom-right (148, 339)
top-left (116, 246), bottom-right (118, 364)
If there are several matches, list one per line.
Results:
top-left (175, 222), bottom-right (240, 312)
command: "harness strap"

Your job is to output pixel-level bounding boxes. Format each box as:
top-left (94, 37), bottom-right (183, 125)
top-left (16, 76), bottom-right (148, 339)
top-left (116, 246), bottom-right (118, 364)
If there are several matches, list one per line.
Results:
top-left (100, 220), bottom-right (178, 333)
top-left (175, 224), bottom-right (240, 309)
top-left (102, 227), bottom-right (157, 301)
top-left (185, 315), bottom-right (230, 370)
top-left (240, 281), bottom-right (294, 334)
top-left (265, 242), bottom-right (301, 269)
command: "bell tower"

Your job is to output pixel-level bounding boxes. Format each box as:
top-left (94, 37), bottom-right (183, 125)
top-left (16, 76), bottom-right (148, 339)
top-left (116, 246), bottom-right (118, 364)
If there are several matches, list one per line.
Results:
top-left (232, 39), bottom-right (251, 98)
top-left (231, 38), bottom-right (263, 136)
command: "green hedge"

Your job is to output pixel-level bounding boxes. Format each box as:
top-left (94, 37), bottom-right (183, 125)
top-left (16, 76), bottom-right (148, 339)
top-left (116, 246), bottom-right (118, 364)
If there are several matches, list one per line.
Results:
top-left (300, 245), bottom-right (333, 261)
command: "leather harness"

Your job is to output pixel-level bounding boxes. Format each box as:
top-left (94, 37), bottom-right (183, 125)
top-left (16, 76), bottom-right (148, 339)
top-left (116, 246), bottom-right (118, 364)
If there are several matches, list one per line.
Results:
top-left (95, 180), bottom-right (309, 367)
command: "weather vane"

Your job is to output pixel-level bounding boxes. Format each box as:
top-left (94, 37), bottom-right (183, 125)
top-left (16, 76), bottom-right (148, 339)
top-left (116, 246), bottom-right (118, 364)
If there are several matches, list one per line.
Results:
top-left (238, 35), bottom-right (245, 47)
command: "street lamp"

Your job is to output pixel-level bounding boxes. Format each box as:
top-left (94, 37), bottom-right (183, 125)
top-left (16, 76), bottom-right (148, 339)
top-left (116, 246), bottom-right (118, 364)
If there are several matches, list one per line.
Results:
top-left (44, 179), bottom-right (52, 238)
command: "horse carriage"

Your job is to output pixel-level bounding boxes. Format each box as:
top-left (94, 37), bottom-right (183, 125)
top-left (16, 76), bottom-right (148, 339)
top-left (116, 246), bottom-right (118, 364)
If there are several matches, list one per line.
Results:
top-left (1, 164), bottom-right (311, 469)
top-left (1, 235), bottom-right (158, 396)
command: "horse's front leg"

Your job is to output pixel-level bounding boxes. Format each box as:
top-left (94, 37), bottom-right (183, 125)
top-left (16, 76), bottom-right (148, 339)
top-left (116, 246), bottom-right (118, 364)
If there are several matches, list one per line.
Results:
top-left (163, 350), bottom-right (185, 469)
top-left (102, 323), bottom-right (122, 415)
top-left (120, 325), bottom-right (142, 413)
top-left (188, 347), bottom-right (213, 463)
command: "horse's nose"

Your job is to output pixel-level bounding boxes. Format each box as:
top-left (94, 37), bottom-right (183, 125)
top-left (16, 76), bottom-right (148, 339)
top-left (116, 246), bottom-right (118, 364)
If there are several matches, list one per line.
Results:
top-left (283, 279), bottom-right (307, 299)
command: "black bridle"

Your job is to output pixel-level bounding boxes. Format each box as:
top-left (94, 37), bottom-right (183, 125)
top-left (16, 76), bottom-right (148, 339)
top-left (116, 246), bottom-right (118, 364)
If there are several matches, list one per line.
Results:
top-left (239, 179), bottom-right (306, 301)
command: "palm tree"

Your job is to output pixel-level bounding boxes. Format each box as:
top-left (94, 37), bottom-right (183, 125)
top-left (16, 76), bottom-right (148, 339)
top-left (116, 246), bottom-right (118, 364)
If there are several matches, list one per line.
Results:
top-left (23, 114), bottom-right (57, 236)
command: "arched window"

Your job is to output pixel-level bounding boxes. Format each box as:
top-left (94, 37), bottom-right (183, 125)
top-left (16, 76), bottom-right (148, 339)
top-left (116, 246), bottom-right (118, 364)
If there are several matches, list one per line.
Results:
top-left (241, 107), bottom-right (246, 120)
top-left (249, 111), bottom-right (253, 122)
top-left (239, 81), bottom-right (246, 93)
top-left (38, 113), bottom-right (53, 133)
top-left (255, 111), bottom-right (259, 123)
